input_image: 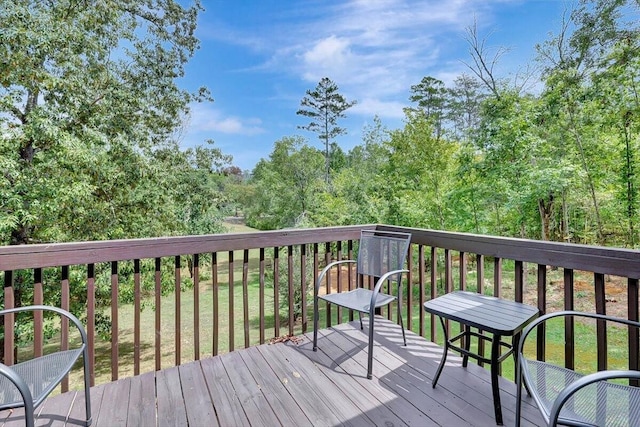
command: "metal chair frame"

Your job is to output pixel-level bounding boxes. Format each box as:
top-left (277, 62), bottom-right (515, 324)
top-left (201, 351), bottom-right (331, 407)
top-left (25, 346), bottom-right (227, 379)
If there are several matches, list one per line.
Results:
top-left (515, 310), bottom-right (640, 427)
top-left (312, 229), bottom-right (411, 379)
top-left (0, 305), bottom-right (92, 427)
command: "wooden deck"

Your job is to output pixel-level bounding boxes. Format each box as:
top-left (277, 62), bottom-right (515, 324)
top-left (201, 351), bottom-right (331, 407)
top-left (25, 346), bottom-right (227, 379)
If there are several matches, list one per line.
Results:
top-left (0, 318), bottom-right (545, 426)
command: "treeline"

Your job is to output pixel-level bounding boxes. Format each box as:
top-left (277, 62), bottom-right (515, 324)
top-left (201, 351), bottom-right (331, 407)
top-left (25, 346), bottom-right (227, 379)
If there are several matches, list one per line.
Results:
top-left (243, 0), bottom-right (640, 248)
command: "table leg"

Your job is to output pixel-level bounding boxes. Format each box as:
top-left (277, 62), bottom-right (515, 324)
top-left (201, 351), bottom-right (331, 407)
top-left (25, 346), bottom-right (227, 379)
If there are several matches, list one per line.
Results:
top-left (432, 316), bottom-right (449, 388)
top-left (491, 333), bottom-right (503, 425)
top-left (462, 325), bottom-right (471, 367)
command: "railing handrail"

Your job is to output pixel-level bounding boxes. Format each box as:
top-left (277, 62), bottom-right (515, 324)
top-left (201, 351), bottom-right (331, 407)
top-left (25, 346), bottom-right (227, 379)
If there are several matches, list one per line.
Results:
top-left (0, 225), bottom-right (373, 270)
top-left (3, 224), bottom-right (639, 277)
top-left (379, 225), bottom-right (640, 279)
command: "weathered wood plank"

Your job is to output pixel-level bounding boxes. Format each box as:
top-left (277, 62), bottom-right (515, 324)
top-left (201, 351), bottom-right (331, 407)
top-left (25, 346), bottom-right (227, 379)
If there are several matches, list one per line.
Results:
top-left (256, 343), bottom-right (344, 426)
top-left (291, 335), bottom-right (409, 427)
top-left (68, 382), bottom-right (105, 427)
top-left (311, 329), bottom-right (430, 426)
top-left (199, 355), bottom-right (250, 426)
top-left (35, 390), bottom-right (76, 427)
top-left (323, 325), bottom-right (470, 426)
top-left (95, 378), bottom-right (131, 426)
top-left (239, 346), bottom-right (312, 427)
top-left (219, 350), bottom-right (282, 427)
top-left (156, 366), bottom-right (188, 427)
top-left (126, 371), bottom-right (156, 427)
top-left (178, 362), bottom-right (218, 426)
top-left (266, 340), bottom-right (373, 426)
top-left (343, 318), bottom-right (543, 427)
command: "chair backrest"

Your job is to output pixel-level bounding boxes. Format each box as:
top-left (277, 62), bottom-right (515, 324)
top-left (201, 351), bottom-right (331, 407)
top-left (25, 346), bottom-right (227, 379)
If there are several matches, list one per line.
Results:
top-left (357, 230), bottom-right (411, 281)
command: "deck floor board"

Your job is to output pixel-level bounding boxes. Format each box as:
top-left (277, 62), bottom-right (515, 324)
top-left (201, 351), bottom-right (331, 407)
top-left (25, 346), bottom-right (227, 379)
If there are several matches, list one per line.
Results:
top-left (0, 318), bottom-right (546, 427)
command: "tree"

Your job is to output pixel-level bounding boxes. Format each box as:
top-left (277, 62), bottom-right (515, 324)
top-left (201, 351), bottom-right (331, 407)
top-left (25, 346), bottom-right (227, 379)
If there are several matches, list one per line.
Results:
top-left (407, 76), bottom-right (448, 138)
top-left (0, 0), bottom-right (209, 246)
top-left (296, 77), bottom-right (356, 185)
top-left (245, 137), bottom-right (324, 229)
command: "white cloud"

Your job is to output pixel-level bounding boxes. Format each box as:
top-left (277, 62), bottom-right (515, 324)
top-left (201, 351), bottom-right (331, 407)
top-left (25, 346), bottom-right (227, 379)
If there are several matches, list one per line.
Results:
top-left (260, 0), bottom-right (491, 117)
top-left (352, 97), bottom-right (406, 119)
top-left (188, 104), bottom-right (264, 136)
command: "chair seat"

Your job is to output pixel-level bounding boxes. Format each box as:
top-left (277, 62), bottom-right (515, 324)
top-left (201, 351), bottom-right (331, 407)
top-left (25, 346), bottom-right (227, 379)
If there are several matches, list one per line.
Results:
top-left (0, 348), bottom-right (84, 409)
top-left (318, 288), bottom-right (396, 313)
top-left (523, 358), bottom-right (640, 426)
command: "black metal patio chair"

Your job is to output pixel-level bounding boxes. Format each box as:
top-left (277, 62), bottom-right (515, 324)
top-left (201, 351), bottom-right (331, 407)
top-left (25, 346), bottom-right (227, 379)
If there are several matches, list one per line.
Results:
top-left (515, 310), bottom-right (640, 427)
top-left (0, 305), bottom-right (92, 426)
top-left (312, 229), bottom-right (412, 379)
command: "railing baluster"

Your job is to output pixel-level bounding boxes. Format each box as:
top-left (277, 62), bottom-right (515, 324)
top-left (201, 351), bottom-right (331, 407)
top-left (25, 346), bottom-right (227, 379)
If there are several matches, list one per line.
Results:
top-left (348, 240), bottom-right (354, 323)
top-left (537, 264), bottom-right (547, 362)
top-left (515, 260), bottom-right (524, 303)
top-left (34, 268), bottom-right (43, 358)
top-left (419, 245), bottom-right (425, 337)
top-left (87, 263), bottom-right (96, 386)
top-left (477, 254), bottom-right (485, 294)
top-left (61, 265), bottom-right (70, 391)
top-left (564, 268), bottom-right (575, 370)
top-left (212, 252), bottom-right (219, 356)
top-left (134, 259), bottom-right (141, 375)
top-left (313, 243), bottom-right (319, 329)
top-left (325, 242), bottom-right (331, 328)
top-left (111, 261), bottom-right (119, 380)
top-left (154, 258), bottom-right (161, 371)
top-left (243, 249), bottom-right (250, 348)
top-left (175, 256), bottom-right (181, 366)
top-left (228, 251), bottom-right (234, 352)
top-left (407, 244), bottom-right (413, 331)
top-left (193, 254), bottom-right (200, 360)
top-left (301, 244), bottom-right (308, 333)
top-left (273, 247), bottom-right (280, 337)
top-left (493, 257), bottom-right (502, 298)
top-left (336, 241), bottom-right (343, 323)
top-left (259, 248), bottom-right (265, 344)
top-left (459, 252), bottom-right (467, 291)
top-left (445, 249), bottom-right (452, 293)
top-left (287, 245), bottom-right (294, 336)
top-left (477, 254), bottom-right (485, 366)
top-left (594, 273), bottom-right (607, 371)
top-left (430, 247), bottom-right (437, 342)
top-left (628, 278), bottom-right (639, 387)
top-left (4, 271), bottom-right (15, 365)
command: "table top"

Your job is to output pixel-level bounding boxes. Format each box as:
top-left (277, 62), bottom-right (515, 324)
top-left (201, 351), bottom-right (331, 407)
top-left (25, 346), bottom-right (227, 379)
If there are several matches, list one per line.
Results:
top-left (423, 291), bottom-right (539, 335)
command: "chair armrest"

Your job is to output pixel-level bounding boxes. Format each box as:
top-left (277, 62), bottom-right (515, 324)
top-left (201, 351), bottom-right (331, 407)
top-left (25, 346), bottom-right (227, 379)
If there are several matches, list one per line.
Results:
top-left (549, 370), bottom-right (640, 426)
top-left (0, 305), bottom-right (89, 347)
top-left (369, 269), bottom-right (409, 314)
top-left (315, 260), bottom-right (357, 295)
top-left (518, 310), bottom-right (640, 358)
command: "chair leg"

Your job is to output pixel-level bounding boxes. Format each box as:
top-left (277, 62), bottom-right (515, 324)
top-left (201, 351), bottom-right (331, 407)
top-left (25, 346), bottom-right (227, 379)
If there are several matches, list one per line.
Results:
top-left (515, 357), bottom-right (522, 427)
top-left (367, 311), bottom-right (375, 379)
top-left (24, 399), bottom-right (35, 427)
top-left (313, 295), bottom-right (319, 351)
top-left (397, 297), bottom-right (407, 346)
top-left (83, 346), bottom-right (93, 426)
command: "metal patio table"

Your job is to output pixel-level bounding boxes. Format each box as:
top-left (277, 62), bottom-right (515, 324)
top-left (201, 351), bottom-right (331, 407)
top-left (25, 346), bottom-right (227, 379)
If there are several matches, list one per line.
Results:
top-left (423, 291), bottom-right (539, 425)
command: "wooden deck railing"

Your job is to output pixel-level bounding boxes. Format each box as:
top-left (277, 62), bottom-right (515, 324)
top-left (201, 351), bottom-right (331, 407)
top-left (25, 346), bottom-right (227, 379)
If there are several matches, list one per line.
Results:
top-left (1, 224), bottom-right (639, 389)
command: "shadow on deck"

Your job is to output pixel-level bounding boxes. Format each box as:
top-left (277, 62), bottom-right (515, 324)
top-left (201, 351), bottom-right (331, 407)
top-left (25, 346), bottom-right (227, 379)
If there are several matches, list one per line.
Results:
top-left (0, 318), bottom-right (545, 426)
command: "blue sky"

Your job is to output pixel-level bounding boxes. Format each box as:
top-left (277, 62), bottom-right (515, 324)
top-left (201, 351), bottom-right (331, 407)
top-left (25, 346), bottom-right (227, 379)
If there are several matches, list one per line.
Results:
top-left (178, 0), bottom-right (569, 171)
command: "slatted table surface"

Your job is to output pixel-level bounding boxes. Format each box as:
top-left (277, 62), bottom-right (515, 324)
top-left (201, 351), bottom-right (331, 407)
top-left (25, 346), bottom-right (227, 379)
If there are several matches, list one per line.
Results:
top-left (0, 318), bottom-right (545, 426)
